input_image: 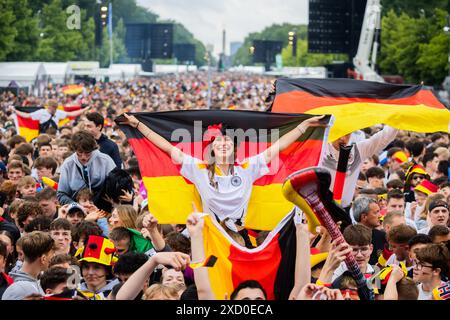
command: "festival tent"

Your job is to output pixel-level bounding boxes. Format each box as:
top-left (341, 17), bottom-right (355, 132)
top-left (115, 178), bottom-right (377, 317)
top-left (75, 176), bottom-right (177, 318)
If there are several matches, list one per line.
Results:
top-left (43, 62), bottom-right (74, 84)
top-left (0, 62), bottom-right (48, 96)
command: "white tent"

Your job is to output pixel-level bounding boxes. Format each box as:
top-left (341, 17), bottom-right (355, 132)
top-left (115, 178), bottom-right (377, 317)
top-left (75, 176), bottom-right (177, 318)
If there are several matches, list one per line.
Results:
top-left (0, 62), bottom-right (48, 95)
top-left (68, 61), bottom-right (100, 78)
top-left (43, 62), bottom-right (74, 84)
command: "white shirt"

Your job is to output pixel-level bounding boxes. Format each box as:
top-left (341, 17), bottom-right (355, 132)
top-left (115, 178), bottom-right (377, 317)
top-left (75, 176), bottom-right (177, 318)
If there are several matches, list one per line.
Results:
top-left (30, 108), bottom-right (67, 124)
top-left (322, 126), bottom-right (398, 208)
top-left (180, 153), bottom-right (269, 223)
top-left (417, 282), bottom-right (445, 300)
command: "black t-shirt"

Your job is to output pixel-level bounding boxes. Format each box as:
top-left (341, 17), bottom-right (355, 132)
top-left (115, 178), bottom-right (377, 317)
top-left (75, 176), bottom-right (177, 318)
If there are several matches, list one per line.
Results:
top-left (369, 228), bottom-right (387, 265)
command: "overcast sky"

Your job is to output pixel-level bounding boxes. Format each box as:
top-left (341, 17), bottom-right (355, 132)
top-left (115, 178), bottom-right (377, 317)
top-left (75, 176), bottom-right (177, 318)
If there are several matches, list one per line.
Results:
top-left (136, 0), bottom-right (309, 57)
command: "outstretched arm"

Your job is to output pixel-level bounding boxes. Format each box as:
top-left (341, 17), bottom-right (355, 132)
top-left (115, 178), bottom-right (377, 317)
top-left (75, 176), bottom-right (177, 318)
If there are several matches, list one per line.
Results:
top-left (66, 106), bottom-right (91, 118)
top-left (14, 108), bottom-right (32, 118)
top-left (263, 115), bottom-right (326, 164)
top-left (122, 113), bottom-right (184, 164)
top-left (187, 213), bottom-right (216, 300)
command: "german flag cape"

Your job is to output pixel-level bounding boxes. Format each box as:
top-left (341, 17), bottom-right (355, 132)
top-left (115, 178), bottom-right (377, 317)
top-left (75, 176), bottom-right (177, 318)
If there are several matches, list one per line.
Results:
top-left (116, 110), bottom-right (332, 230)
top-left (202, 212), bottom-right (296, 300)
top-left (269, 78), bottom-right (450, 141)
top-left (13, 106), bottom-right (41, 142)
top-left (14, 105), bottom-right (85, 141)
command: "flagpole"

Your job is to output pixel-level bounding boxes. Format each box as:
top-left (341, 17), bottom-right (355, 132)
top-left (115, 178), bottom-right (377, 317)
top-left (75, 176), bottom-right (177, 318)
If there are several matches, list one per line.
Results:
top-left (108, 2), bottom-right (113, 67)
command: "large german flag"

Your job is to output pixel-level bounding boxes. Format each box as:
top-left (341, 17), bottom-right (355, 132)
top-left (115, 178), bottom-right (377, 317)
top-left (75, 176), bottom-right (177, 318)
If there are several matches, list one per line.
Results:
top-left (116, 110), bottom-right (332, 230)
top-left (202, 212), bottom-right (296, 300)
top-left (14, 105), bottom-right (85, 141)
top-left (269, 78), bottom-right (450, 141)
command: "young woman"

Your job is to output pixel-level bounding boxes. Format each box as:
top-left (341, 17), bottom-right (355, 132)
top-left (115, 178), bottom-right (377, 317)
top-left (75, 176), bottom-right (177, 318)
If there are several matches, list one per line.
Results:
top-left (122, 113), bottom-right (325, 225)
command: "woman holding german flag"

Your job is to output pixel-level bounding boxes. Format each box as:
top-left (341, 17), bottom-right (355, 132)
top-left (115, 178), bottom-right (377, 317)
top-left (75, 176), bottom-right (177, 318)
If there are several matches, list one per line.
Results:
top-left (121, 113), bottom-right (325, 227)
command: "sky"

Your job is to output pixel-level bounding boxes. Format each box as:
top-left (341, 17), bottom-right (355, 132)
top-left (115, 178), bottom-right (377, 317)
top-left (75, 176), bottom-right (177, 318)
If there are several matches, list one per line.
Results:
top-left (136, 0), bottom-right (309, 57)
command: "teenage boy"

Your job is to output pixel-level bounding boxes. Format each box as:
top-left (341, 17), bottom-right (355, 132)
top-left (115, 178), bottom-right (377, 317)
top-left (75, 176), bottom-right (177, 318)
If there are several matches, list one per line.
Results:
top-left (2, 231), bottom-right (54, 300)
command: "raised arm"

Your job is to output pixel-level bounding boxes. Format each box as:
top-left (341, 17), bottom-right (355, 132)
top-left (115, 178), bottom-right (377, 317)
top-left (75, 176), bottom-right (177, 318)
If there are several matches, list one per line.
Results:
top-left (383, 265), bottom-right (405, 300)
top-left (317, 241), bottom-right (352, 284)
top-left (122, 113), bottom-right (184, 164)
top-left (116, 251), bottom-right (190, 300)
top-left (187, 213), bottom-right (216, 300)
top-left (142, 213), bottom-right (166, 251)
top-left (66, 106), bottom-right (91, 118)
top-left (263, 115), bottom-right (326, 164)
top-left (289, 221), bottom-right (312, 300)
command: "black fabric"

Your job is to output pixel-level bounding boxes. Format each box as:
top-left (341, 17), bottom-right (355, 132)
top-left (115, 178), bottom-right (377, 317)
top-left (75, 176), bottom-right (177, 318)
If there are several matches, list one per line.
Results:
top-left (97, 134), bottom-right (122, 168)
top-left (369, 229), bottom-right (388, 265)
top-left (39, 118), bottom-right (58, 134)
top-left (273, 215), bottom-right (296, 300)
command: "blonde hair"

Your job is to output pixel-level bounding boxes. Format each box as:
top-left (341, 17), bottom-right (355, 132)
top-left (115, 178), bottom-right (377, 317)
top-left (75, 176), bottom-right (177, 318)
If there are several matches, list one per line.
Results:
top-left (17, 176), bottom-right (36, 190)
top-left (419, 193), bottom-right (445, 220)
top-left (115, 205), bottom-right (138, 229)
top-left (220, 218), bottom-right (245, 247)
top-left (142, 284), bottom-right (179, 300)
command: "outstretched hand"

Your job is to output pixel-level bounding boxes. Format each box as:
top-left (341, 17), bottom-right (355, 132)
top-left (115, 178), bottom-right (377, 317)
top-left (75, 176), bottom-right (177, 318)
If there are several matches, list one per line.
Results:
top-left (122, 113), bottom-right (140, 128)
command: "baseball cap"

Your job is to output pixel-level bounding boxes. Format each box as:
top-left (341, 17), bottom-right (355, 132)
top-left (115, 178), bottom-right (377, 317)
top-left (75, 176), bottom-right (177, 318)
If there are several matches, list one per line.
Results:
top-left (67, 202), bottom-right (85, 215)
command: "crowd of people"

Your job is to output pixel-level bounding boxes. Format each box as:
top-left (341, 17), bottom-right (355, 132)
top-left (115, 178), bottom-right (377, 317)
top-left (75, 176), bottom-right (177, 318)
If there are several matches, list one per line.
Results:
top-left (0, 72), bottom-right (449, 301)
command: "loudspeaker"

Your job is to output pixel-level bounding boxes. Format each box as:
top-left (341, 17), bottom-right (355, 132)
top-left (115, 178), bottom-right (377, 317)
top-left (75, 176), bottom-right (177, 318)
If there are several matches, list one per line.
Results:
top-left (252, 40), bottom-right (282, 64)
top-left (149, 23), bottom-right (173, 59)
top-left (125, 23), bottom-right (151, 59)
top-left (308, 0), bottom-right (367, 56)
top-left (174, 43), bottom-right (196, 62)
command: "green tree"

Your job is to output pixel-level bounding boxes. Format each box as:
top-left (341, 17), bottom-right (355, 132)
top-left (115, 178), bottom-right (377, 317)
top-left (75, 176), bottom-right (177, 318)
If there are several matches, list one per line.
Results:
top-left (381, 0), bottom-right (448, 17)
top-left (0, 0), bottom-right (17, 60)
top-left (5, 0), bottom-right (40, 61)
top-left (379, 8), bottom-right (448, 85)
top-left (35, 0), bottom-right (85, 61)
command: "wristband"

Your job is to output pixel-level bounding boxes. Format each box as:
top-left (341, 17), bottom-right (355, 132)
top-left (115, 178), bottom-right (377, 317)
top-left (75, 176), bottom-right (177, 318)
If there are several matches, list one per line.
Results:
top-left (135, 121), bottom-right (141, 129)
top-left (189, 255), bottom-right (218, 269)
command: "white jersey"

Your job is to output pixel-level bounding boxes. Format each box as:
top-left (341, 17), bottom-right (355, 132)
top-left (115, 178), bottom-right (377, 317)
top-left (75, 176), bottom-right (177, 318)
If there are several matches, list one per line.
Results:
top-left (180, 153), bottom-right (269, 223)
top-left (30, 108), bottom-right (67, 124)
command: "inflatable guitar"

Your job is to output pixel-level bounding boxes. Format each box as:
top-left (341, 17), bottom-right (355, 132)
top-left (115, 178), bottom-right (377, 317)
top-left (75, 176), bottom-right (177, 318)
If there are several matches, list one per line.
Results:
top-left (282, 167), bottom-right (375, 300)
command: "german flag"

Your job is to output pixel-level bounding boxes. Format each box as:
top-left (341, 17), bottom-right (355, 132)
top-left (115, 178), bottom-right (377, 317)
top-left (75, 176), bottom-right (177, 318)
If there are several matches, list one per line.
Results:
top-left (14, 106), bottom-right (41, 142)
top-left (116, 110), bottom-right (332, 230)
top-left (269, 78), bottom-right (450, 141)
top-left (62, 84), bottom-right (83, 95)
top-left (14, 105), bottom-right (85, 141)
top-left (202, 212), bottom-right (296, 300)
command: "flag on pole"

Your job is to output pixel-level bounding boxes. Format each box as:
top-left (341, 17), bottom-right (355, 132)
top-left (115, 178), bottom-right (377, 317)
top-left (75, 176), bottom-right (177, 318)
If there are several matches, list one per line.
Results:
top-left (117, 110), bottom-right (332, 231)
top-left (269, 78), bottom-right (450, 141)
